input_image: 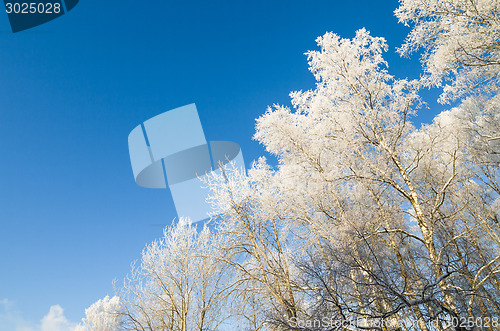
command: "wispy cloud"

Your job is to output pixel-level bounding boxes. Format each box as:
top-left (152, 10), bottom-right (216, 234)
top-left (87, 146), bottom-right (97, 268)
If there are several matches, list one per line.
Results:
top-left (0, 299), bottom-right (80, 331)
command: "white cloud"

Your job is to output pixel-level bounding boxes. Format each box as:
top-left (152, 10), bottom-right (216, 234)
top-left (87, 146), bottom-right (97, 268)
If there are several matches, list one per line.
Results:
top-left (41, 305), bottom-right (77, 331)
top-left (0, 299), bottom-right (80, 331)
top-left (0, 298), bottom-right (35, 331)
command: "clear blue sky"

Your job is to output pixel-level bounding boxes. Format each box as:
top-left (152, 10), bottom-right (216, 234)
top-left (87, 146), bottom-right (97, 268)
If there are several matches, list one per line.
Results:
top-left (0, 0), bottom-right (443, 327)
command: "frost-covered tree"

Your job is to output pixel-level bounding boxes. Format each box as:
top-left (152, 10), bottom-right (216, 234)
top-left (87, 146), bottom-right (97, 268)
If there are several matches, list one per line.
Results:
top-left (254, 28), bottom-right (462, 327)
top-left (119, 218), bottom-right (235, 331)
top-left (206, 163), bottom-right (309, 329)
top-left (207, 27), bottom-right (500, 329)
top-left (396, 0), bottom-right (500, 103)
top-left (77, 296), bottom-right (124, 331)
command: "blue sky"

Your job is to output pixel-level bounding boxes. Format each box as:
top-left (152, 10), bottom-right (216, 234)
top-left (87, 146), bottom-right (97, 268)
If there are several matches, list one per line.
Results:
top-left (0, 0), bottom-right (444, 328)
